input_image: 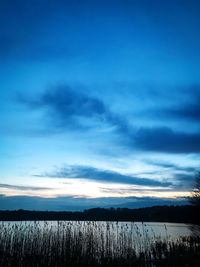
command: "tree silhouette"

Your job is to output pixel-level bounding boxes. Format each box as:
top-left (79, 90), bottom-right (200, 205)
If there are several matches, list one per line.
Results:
top-left (190, 172), bottom-right (200, 206)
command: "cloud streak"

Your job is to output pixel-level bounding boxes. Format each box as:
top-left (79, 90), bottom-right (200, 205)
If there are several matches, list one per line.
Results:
top-left (0, 183), bottom-right (50, 191)
top-left (36, 165), bottom-right (172, 187)
top-left (146, 160), bottom-right (197, 173)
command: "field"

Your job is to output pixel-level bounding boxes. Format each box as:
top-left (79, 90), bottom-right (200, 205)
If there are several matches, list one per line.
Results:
top-left (0, 221), bottom-right (200, 267)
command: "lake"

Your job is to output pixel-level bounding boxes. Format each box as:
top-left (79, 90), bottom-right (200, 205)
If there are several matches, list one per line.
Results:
top-left (1, 220), bottom-right (200, 241)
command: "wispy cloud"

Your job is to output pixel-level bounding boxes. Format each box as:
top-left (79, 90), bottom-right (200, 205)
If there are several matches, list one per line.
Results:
top-left (146, 160), bottom-right (197, 173)
top-left (35, 165), bottom-right (172, 187)
top-left (99, 187), bottom-right (178, 195)
top-left (0, 183), bottom-right (50, 191)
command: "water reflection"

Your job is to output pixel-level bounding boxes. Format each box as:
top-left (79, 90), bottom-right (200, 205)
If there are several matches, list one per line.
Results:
top-left (2, 221), bottom-right (200, 241)
top-left (188, 224), bottom-right (200, 237)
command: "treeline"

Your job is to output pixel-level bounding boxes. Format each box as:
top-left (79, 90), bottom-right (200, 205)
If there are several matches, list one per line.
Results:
top-left (0, 205), bottom-right (199, 224)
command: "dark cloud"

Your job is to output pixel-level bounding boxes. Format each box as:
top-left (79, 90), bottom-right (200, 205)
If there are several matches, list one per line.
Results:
top-left (0, 194), bottom-right (188, 211)
top-left (0, 195), bottom-right (89, 211)
top-left (134, 127), bottom-right (200, 153)
top-left (137, 161), bottom-right (197, 189)
top-left (159, 86), bottom-right (200, 122)
top-left (19, 85), bottom-right (110, 129)
top-left (146, 160), bottom-right (197, 173)
top-left (109, 197), bottom-right (189, 209)
top-left (36, 165), bottom-right (172, 187)
top-left (170, 101), bottom-right (200, 122)
top-left (173, 173), bottom-right (196, 189)
top-left (18, 85), bottom-right (130, 133)
top-left (0, 183), bottom-right (50, 191)
top-left (19, 85), bottom-right (200, 154)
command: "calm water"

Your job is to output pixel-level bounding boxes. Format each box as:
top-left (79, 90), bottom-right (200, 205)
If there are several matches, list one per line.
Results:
top-left (1, 221), bottom-right (200, 257)
top-left (1, 221), bottom-right (200, 241)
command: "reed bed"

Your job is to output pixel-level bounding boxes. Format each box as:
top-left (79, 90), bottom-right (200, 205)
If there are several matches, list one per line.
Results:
top-left (0, 221), bottom-right (199, 267)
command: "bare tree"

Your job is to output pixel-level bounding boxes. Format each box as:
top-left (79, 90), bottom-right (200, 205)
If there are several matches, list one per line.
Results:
top-left (190, 172), bottom-right (200, 206)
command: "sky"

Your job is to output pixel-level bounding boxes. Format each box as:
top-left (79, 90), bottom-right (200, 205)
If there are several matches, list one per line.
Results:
top-left (1, 0), bottom-right (200, 210)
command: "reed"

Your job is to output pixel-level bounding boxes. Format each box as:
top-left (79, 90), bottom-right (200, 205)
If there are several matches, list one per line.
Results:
top-left (0, 221), bottom-right (199, 267)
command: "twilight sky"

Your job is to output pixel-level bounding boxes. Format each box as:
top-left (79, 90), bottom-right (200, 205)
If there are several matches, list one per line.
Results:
top-left (1, 0), bottom-right (200, 210)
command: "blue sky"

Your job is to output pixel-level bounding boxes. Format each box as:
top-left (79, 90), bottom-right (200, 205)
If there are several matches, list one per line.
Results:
top-left (1, 0), bottom-right (200, 210)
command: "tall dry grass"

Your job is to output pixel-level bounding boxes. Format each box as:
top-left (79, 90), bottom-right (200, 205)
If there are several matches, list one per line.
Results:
top-left (0, 221), bottom-right (199, 267)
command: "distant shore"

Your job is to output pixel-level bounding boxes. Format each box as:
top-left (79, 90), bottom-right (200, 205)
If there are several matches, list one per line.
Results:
top-left (0, 205), bottom-right (199, 224)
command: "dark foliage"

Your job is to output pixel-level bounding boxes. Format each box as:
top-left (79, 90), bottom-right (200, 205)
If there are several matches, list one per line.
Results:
top-left (0, 205), bottom-right (199, 224)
